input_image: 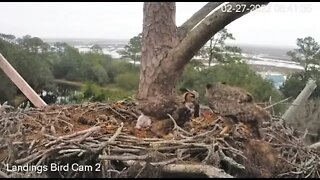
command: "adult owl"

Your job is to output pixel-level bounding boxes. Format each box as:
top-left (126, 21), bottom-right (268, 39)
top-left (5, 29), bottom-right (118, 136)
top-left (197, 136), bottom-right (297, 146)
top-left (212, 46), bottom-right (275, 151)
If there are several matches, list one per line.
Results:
top-left (205, 83), bottom-right (271, 139)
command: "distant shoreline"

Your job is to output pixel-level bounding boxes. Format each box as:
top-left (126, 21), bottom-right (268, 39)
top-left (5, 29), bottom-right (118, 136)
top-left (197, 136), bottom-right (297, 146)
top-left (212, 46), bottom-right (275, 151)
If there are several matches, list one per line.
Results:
top-left (41, 38), bottom-right (296, 49)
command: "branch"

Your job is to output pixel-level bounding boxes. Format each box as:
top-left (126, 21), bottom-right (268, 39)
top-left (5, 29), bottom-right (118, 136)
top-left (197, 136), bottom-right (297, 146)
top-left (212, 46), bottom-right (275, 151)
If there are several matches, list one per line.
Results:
top-left (173, 2), bottom-right (269, 67)
top-left (99, 154), bottom-right (148, 161)
top-left (178, 2), bottom-right (224, 39)
top-left (309, 141), bottom-right (320, 149)
top-left (162, 164), bottom-right (233, 178)
top-left (108, 122), bottom-right (124, 143)
top-left (167, 114), bottom-right (192, 136)
top-left (264, 97), bottom-right (291, 110)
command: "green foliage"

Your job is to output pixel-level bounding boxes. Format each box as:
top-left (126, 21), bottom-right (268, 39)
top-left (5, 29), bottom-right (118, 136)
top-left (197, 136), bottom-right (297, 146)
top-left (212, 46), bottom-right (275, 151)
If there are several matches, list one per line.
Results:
top-left (71, 82), bottom-right (134, 103)
top-left (281, 36), bottom-right (320, 99)
top-left (0, 34), bottom-right (55, 105)
top-left (0, 32), bottom-right (283, 113)
top-left (115, 71), bottom-right (139, 91)
top-left (280, 73), bottom-right (304, 98)
top-left (197, 28), bottom-right (242, 66)
top-left (111, 60), bottom-right (140, 91)
top-left (53, 44), bottom-right (85, 81)
top-left (118, 33), bottom-right (142, 64)
top-left (82, 83), bottom-right (106, 102)
top-left (0, 72), bottom-right (17, 102)
top-left (52, 44), bottom-right (114, 86)
top-left (81, 53), bottom-right (112, 85)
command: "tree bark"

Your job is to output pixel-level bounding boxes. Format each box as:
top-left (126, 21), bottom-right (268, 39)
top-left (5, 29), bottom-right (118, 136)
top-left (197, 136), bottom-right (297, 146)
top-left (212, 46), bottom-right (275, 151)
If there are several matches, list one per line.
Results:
top-left (137, 2), bottom-right (269, 119)
top-left (178, 2), bottom-right (223, 39)
top-left (137, 2), bottom-right (180, 119)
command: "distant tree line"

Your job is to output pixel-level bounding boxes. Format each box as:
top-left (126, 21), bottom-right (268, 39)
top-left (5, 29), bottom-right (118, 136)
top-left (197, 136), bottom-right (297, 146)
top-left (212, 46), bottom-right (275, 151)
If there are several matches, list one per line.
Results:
top-left (3, 32), bottom-right (316, 112)
top-left (0, 33), bottom-right (139, 106)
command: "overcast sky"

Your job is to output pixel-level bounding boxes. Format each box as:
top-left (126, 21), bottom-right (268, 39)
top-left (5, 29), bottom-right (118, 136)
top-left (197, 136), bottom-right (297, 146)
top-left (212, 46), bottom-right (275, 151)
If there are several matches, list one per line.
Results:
top-left (0, 2), bottom-right (319, 47)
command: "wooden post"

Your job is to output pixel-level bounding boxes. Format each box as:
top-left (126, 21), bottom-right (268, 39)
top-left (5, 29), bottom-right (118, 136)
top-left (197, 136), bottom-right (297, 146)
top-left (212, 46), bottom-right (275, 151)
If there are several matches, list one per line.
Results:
top-left (282, 79), bottom-right (317, 123)
top-left (0, 53), bottom-right (47, 107)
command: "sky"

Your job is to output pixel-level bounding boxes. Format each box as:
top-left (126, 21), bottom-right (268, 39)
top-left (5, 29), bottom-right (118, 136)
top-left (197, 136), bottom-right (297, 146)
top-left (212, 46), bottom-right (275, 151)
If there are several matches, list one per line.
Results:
top-left (0, 2), bottom-right (319, 47)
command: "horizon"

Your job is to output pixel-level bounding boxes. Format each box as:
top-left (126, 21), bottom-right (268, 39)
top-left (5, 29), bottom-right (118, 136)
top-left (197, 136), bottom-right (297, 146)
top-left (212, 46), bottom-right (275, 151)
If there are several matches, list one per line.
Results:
top-left (0, 2), bottom-right (319, 47)
top-left (39, 37), bottom-right (297, 49)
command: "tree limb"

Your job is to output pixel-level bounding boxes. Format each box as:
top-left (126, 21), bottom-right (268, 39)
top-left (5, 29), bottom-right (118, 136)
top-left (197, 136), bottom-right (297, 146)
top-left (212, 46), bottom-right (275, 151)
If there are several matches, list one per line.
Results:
top-left (173, 2), bottom-right (269, 67)
top-left (178, 2), bottom-right (224, 39)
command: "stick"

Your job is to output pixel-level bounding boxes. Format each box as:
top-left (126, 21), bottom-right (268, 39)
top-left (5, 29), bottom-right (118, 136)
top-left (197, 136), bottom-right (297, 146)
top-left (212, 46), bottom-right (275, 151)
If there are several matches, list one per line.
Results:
top-left (309, 142), bottom-right (320, 149)
top-left (167, 114), bottom-right (192, 136)
top-left (218, 149), bottom-right (245, 170)
top-left (162, 164), bottom-right (233, 178)
top-left (99, 154), bottom-right (148, 161)
top-left (45, 126), bottom-right (101, 147)
top-left (117, 108), bottom-right (138, 119)
top-left (108, 107), bottom-right (126, 120)
top-left (109, 122), bottom-right (124, 143)
top-left (264, 97), bottom-right (291, 110)
top-left (151, 154), bottom-right (190, 166)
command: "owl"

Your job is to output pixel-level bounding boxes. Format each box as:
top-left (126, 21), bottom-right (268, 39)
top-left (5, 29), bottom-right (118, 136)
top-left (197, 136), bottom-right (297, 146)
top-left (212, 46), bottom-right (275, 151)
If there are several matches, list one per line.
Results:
top-left (173, 88), bottom-right (200, 126)
top-left (205, 83), bottom-right (271, 139)
top-left (205, 82), bottom-right (254, 103)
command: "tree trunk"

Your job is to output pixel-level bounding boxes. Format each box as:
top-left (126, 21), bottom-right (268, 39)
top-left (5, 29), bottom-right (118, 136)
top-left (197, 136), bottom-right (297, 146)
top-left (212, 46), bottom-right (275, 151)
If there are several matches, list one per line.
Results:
top-left (137, 2), bottom-right (269, 119)
top-left (137, 2), bottom-right (180, 119)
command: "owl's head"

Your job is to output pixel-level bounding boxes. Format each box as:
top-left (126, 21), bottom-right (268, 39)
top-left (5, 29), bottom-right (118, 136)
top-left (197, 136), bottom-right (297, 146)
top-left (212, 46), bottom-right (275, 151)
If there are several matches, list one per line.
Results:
top-left (179, 88), bottom-right (199, 104)
top-left (205, 82), bottom-right (227, 98)
top-left (205, 83), bottom-right (215, 98)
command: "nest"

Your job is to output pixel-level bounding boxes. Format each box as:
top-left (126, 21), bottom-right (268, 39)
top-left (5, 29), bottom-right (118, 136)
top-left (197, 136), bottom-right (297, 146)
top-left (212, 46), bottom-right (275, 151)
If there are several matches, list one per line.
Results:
top-left (0, 101), bottom-right (319, 178)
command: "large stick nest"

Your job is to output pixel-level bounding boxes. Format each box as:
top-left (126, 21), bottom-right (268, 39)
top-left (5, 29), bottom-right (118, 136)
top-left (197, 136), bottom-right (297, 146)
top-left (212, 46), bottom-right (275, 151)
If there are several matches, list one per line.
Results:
top-left (0, 101), bottom-right (319, 178)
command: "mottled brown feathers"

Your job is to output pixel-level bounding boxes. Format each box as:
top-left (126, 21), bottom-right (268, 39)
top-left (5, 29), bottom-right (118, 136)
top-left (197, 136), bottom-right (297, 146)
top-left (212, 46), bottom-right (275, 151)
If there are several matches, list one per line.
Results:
top-left (206, 82), bottom-right (253, 103)
top-left (205, 82), bottom-right (271, 139)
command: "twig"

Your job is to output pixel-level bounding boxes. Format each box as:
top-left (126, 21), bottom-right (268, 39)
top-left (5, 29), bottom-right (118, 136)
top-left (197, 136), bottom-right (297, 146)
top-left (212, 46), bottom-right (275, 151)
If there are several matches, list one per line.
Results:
top-left (162, 164), bottom-right (233, 178)
top-left (309, 141), bottom-right (320, 149)
top-left (56, 117), bottom-right (74, 129)
top-left (58, 149), bottom-right (83, 154)
top-left (109, 122), bottom-right (124, 143)
top-left (135, 162), bottom-right (147, 178)
top-left (44, 126), bottom-right (101, 147)
top-left (55, 152), bottom-right (79, 159)
top-left (151, 154), bottom-right (191, 166)
top-left (117, 108), bottom-right (138, 119)
top-left (218, 149), bottom-right (245, 170)
top-left (50, 125), bottom-right (57, 136)
top-left (6, 138), bottom-right (18, 161)
top-left (77, 132), bottom-right (95, 144)
top-left (108, 107), bottom-right (126, 120)
top-left (99, 154), bottom-right (148, 161)
top-left (264, 97), bottom-right (291, 110)
top-left (27, 140), bottom-right (36, 155)
top-left (167, 114), bottom-right (192, 136)
top-left (14, 151), bottom-right (43, 164)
